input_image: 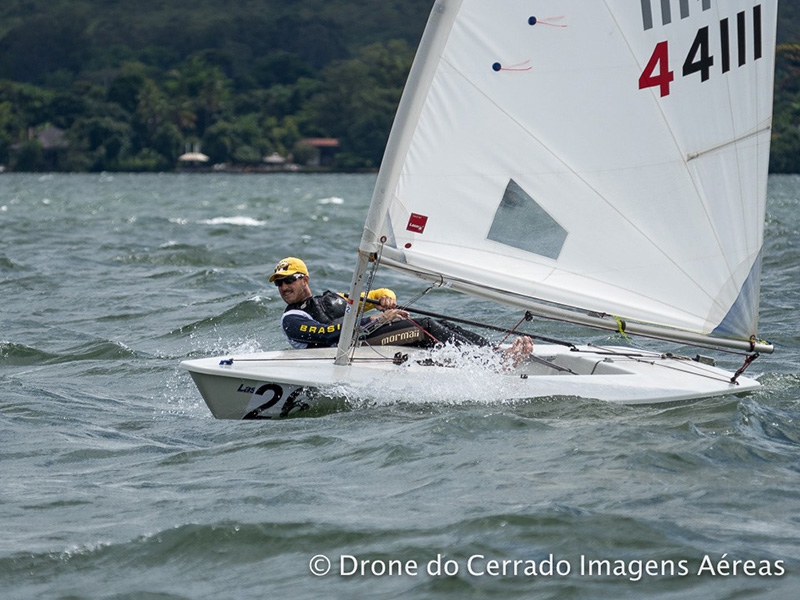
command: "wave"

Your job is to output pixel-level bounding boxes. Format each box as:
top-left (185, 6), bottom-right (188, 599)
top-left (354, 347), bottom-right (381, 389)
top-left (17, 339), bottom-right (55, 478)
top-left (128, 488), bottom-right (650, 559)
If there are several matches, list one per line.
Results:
top-left (113, 247), bottom-right (239, 268)
top-left (0, 338), bottom-right (145, 367)
top-left (0, 342), bottom-right (59, 365)
top-left (0, 254), bottom-right (24, 270)
top-left (0, 516), bottom-right (445, 597)
top-left (166, 296), bottom-right (273, 338)
top-left (196, 216), bottom-right (267, 227)
top-left (164, 216), bottom-right (291, 242)
top-left (737, 397), bottom-right (800, 450)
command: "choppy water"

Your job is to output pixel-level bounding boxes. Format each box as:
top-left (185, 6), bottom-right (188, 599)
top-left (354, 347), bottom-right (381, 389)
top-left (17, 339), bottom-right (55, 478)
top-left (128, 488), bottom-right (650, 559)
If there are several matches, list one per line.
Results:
top-left (1, 173), bottom-right (798, 599)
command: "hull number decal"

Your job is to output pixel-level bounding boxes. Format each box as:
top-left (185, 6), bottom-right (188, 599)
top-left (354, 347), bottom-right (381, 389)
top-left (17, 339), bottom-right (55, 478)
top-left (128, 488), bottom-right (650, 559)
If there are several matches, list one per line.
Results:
top-left (241, 383), bottom-right (308, 419)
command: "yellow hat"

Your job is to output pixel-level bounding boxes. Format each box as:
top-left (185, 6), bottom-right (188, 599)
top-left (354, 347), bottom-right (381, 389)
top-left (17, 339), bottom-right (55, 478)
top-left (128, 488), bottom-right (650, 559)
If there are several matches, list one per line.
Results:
top-left (269, 257), bottom-right (308, 282)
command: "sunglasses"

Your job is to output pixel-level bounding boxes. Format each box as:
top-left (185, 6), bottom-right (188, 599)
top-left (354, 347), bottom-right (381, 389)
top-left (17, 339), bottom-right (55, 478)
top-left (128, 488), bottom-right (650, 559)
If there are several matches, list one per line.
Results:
top-left (274, 273), bottom-right (305, 287)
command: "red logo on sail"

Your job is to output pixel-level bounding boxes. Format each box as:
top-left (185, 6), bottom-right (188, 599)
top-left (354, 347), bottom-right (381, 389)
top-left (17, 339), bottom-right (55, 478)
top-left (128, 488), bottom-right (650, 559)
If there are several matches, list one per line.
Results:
top-left (407, 213), bottom-right (429, 234)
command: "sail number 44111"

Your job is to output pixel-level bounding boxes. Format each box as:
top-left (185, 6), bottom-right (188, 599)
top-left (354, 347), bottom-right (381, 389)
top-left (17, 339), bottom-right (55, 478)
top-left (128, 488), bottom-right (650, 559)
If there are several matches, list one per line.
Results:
top-left (639, 5), bottom-right (763, 97)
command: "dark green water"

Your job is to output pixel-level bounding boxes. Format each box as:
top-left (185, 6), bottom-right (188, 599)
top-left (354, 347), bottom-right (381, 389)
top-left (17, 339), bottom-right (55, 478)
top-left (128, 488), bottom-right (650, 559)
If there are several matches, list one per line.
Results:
top-left (1, 173), bottom-right (798, 599)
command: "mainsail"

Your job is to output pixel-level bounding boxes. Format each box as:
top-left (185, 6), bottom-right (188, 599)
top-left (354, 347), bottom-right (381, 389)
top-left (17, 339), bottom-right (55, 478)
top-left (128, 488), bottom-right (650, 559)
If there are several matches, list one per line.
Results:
top-left (338, 0), bottom-right (776, 361)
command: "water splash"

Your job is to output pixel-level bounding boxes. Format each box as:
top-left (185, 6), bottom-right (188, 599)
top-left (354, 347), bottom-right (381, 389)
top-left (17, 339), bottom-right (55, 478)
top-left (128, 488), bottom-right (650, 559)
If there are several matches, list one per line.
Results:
top-left (199, 216), bottom-right (267, 227)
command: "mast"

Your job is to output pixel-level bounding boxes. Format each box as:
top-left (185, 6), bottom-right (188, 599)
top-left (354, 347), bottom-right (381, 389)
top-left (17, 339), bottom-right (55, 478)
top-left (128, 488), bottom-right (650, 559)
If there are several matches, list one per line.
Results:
top-left (335, 0), bottom-right (462, 366)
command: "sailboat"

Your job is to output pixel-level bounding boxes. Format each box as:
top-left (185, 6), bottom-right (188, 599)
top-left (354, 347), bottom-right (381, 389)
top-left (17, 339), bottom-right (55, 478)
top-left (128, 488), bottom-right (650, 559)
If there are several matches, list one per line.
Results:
top-left (181, 0), bottom-right (777, 419)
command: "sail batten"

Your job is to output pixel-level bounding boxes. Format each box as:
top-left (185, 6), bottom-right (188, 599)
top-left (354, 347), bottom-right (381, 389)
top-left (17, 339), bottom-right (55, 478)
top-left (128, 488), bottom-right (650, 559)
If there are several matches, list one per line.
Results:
top-left (687, 124), bottom-right (772, 161)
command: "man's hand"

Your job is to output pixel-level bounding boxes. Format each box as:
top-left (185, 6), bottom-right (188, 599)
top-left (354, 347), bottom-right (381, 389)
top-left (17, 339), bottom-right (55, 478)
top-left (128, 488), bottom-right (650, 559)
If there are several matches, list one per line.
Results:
top-left (371, 308), bottom-right (409, 324)
top-left (504, 336), bottom-right (534, 368)
top-left (376, 295), bottom-right (397, 310)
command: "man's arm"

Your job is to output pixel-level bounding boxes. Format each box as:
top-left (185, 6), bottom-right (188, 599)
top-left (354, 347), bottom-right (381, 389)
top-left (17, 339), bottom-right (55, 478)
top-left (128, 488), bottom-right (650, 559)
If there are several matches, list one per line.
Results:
top-left (281, 310), bottom-right (343, 348)
top-left (338, 288), bottom-right (397, 312)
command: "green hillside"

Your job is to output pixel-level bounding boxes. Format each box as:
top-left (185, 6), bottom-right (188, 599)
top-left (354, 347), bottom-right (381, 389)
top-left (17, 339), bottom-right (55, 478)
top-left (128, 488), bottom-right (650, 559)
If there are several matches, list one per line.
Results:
top-left (1, 1), bottom-right (800, 172)
top-left (0, 0), bottom-right (430, 171)
top-left (0, 0), bottom-right (432, 81)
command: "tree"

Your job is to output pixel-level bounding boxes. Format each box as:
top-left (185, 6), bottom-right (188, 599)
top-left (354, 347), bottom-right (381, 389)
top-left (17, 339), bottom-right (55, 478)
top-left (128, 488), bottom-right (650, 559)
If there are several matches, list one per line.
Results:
top-left (0, 12), bottom-right (90, 84)
top-left (68, 116), bottom-right (134, 170)
top-left (172, 55), bottom-right (232, 137)
top-left (10, 139), bottom-right (46, 171)
top-left (303, 40), bottom-right (413, 168)
top-left (108, 65), bottom-right (148, 113)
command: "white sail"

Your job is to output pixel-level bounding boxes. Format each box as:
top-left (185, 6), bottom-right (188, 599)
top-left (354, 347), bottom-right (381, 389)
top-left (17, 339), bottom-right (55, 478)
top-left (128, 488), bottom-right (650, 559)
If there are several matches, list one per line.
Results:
top-left (358, 0), bottom-right (776, 349)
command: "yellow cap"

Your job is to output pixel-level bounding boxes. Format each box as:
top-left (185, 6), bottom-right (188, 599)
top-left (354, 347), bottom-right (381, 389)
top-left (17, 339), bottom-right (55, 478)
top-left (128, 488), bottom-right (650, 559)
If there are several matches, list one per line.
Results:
top-left (269, 257), bottom-right (309, 282)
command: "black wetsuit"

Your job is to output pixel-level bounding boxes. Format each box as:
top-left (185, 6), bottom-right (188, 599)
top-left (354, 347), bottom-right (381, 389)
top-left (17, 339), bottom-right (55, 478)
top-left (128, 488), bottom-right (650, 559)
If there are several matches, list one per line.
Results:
top-left (280, 290), bottom-right (487, 349)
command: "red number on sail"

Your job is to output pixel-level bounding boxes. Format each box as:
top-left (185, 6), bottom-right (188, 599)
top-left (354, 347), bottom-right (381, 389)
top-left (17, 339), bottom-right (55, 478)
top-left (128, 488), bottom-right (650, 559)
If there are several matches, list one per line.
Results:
top-left (639, 41), bottom-right (674, 97)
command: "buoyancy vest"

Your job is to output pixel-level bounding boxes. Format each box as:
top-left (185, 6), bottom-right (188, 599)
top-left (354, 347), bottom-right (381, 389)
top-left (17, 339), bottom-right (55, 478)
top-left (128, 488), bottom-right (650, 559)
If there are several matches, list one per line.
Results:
top-left (287, 290), bottom-right (347, 323)
top-left (281, 291), bottom-right (349, 349)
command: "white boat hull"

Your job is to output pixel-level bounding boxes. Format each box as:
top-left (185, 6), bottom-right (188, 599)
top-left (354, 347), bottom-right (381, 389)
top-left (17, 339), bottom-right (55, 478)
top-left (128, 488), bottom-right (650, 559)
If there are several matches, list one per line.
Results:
top-left (180, 344), bottom-right (760, 419)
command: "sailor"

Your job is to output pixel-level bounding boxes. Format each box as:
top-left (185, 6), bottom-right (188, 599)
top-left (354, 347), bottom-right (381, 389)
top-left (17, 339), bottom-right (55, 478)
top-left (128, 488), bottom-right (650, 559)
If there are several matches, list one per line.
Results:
top-left (271, 256), bottom-right (402, 348)
top-left (270, 256), bottom-right (528, 354)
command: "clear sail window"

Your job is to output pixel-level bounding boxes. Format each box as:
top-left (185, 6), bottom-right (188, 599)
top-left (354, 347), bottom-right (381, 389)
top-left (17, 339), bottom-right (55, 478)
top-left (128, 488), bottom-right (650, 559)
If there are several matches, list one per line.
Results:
top-left (487, 179), bottom-right (567, 260)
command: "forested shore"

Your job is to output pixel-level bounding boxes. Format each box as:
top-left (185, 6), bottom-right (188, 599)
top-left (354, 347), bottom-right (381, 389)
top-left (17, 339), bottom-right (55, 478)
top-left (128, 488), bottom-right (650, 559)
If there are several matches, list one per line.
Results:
top-left (2, 1), bottom-right (800, 172)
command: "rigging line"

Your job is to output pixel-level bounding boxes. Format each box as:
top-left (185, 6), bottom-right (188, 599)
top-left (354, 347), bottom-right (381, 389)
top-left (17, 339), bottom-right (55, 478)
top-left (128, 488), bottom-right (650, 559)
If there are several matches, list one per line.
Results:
top-left (356, 244), bottom-right (443, 347)
top-left (348, 246), bottom-right (384, 362)
top-left (526, 354), bottom-right (577, 374)
top-left (614, 315), bottom-right (634, 344)
top-left (644, 359), bottom-right (736, 384)
top-left (407, 317), bottom-right (443, 344)
top-left (587, 343), bottom-right (661, 357)
top-left (587, 343), bottom-right (740, 384)
top-left (358, 301), bottom-right (444, 345)
top-left (353, 340), bottom-right (412, 362)
top-left (365, 295), bottom-right (577, 349)
top-left (731, 352), bottom-right (760, 383)
top-left (498, 312), bottom-right (531, 345)
top-left (398, 280), bottom-right (444, 311)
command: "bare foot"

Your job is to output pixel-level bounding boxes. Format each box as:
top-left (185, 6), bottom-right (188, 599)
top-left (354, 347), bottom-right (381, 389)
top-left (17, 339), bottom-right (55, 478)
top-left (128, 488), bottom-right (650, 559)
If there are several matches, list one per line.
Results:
top-left (504, 336), bottom-right (533, 368)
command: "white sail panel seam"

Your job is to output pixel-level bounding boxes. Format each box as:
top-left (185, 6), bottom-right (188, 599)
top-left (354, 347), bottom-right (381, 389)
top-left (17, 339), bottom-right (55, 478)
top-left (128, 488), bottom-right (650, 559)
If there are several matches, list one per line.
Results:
top-left (604, 0), bottom-right (740, 307)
